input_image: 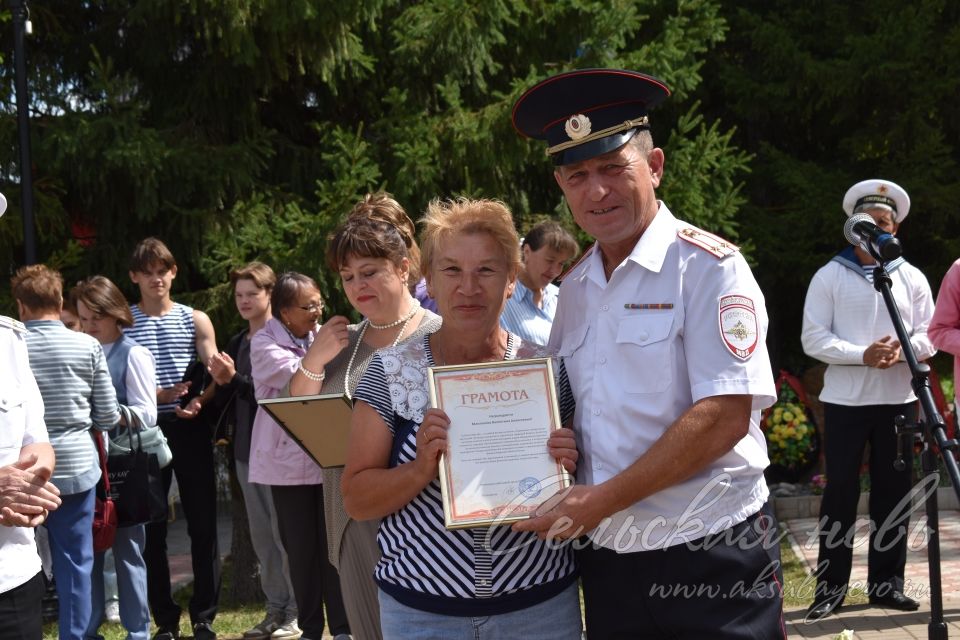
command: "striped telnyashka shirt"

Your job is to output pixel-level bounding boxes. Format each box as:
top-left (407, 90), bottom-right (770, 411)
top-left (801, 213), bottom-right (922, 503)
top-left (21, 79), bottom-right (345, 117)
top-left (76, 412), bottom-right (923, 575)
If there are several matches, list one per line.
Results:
top-left (23, 320), bottom-right (119, 495)
top-left (126, 303), bottom-right (196, 414)
top-left (353, 333), bottom-right (578, 616)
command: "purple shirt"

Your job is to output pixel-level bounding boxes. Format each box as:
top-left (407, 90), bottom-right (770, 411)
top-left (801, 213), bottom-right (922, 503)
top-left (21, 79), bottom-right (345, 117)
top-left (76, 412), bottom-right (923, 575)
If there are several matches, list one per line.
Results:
top-left (931, 258), bottom-right (960, 390)
top-left (414, 278), bottom-right (438, 313)
top-left (248, 317), bottom-right (324, 485)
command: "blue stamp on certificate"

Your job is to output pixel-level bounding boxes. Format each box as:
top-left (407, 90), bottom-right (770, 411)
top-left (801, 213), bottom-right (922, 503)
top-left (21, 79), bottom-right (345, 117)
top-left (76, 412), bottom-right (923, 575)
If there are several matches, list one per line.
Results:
top-left (518, 477), bottom-right (542, 498)
top-left (428, 357), bottom-right (573, 529)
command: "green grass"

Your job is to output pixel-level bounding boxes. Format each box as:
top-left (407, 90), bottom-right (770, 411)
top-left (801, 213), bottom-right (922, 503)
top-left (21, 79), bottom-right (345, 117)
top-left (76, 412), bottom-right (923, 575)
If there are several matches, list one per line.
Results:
top-left (44, 559), bottom-right (273, 640)
top-left (44, 528), bottom-right (866, 637)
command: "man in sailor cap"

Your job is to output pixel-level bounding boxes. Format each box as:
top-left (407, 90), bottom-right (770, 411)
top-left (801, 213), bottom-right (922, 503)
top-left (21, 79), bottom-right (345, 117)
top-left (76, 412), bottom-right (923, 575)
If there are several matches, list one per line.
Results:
top-left (0, 191), bottom-right (61, 639)
top-left (511, 69), bottom-right (783, 638)
top-left (802, 179), bottom-right (934, 619)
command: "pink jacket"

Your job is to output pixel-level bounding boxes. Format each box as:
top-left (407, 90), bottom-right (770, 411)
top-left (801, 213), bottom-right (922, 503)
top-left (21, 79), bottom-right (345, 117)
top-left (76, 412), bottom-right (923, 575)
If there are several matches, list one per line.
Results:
top-left (930, 258), bottom-right (960, 391)
top-left (248, 317), bottom-right (324, 486)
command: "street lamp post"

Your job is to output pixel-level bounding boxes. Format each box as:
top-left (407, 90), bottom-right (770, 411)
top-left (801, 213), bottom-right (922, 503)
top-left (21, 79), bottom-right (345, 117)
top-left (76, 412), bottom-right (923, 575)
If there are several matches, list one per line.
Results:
top-left (10, 0), bottom-right (37, 264)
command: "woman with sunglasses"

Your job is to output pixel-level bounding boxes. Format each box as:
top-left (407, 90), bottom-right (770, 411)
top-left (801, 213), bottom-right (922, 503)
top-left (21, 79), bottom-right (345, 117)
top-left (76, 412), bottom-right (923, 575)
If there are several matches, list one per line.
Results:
top-left (249, 272), bottom-right (351, 640)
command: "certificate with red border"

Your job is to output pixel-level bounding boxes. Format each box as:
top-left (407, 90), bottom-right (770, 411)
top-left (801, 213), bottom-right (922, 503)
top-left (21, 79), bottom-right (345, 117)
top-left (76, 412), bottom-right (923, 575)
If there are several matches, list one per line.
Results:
top-left (427, 357), bottom-right (571, 529)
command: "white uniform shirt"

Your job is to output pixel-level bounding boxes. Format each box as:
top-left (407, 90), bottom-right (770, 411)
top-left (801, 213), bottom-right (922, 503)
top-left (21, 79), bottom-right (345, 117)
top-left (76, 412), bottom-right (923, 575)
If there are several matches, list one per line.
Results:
top-left (549, 204), bottom-right (776, 552)
top-left (0, 321), bottom-right (48, 593)
top-left (801, 257), bottom-right (936, 406)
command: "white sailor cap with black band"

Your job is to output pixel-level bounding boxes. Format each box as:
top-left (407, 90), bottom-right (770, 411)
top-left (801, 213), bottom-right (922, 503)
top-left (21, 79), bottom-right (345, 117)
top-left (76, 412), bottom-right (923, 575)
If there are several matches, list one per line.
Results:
top-left (511, 68), bottom-right (671, 166)
top-left (0, 192), bottom-right (6, 219)
top-left (842, 179), bottom-right (910, 224)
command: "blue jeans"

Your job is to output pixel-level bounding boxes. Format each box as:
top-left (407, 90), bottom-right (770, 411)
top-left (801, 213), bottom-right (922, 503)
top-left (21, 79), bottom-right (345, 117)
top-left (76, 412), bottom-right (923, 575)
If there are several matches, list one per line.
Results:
top-left (85, 524), bottom-right (150, 640)
top-left (45, 488), bottom-right (95, 640)
top-left (378, 582), bottom-right (582, 640)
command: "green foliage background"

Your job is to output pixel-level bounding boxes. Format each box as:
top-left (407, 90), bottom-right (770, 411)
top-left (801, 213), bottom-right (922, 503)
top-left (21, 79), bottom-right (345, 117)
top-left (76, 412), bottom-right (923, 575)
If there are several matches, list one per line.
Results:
top-left (1, 0), bottom-right (958, 372)
top-left (700, 0), bottom-right (960, 372)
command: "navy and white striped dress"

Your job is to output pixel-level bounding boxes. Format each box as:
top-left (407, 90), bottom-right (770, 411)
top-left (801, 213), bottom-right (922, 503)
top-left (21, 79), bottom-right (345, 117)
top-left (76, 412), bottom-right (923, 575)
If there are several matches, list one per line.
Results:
top-left (353, 333), bottom-right (578, 617)
top-left (125, 303), bottom-right (196, 415)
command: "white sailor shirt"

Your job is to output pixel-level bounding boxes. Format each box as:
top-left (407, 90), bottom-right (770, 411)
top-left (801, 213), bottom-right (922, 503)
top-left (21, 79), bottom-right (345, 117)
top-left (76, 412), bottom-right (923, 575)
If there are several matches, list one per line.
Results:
top-left (801, 251), bottom-right (935, 406)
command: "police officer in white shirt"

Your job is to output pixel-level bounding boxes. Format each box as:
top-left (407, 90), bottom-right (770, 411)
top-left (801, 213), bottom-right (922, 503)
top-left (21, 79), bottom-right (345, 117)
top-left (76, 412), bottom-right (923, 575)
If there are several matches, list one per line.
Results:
top-left (511, 70), bottom-right (782, 639)
top-left (802, 179), bottom-right (935, 620)
top-left (0, 191), bottom-right (62, 640)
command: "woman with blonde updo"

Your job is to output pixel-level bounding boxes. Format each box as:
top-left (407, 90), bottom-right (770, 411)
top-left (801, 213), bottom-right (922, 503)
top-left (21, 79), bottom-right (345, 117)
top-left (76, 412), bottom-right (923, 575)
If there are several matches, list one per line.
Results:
top-left (289, 192), bottom-right (441, 639)
top-left (351, 192), bottom-right (437, 313)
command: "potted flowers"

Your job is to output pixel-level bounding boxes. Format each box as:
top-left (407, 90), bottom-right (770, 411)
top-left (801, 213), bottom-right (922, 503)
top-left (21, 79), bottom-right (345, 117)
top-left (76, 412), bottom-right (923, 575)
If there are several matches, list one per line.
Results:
top-left (762, 370), bottom-right (820, 483)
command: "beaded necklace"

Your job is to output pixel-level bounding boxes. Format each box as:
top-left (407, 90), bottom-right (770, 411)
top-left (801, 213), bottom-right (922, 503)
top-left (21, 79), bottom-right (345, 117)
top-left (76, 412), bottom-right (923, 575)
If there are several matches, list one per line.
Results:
top-left (368, 298), bottom-right (420, 329)
top-left (344, 299), bottom-right (420, 399)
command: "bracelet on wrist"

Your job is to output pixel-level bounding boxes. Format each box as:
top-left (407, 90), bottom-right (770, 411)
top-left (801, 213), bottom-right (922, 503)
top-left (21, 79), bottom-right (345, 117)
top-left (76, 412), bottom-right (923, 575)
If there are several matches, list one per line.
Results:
top-left (298, 361), bottom-right (326, 382)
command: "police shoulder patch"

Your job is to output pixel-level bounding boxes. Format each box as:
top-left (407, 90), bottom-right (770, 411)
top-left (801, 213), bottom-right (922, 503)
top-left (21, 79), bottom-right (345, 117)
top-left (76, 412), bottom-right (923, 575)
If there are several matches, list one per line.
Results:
top-left (678, 226), bottom-right (739, 258)
top-left (718, 295), bottom-right (758, 360)
top-left (0, 315), bottom-right (27, 334)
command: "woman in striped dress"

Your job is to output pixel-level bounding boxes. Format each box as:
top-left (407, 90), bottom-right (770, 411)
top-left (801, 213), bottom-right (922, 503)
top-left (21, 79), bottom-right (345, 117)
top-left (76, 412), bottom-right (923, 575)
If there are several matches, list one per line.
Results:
top-left (342, 198), bottom-right (583, 640)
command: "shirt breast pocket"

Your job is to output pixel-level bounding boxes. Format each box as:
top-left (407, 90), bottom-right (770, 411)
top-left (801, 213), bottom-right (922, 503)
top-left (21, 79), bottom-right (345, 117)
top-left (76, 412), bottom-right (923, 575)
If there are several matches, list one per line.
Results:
top-left (0, 385), bottom-right (26, 452)
top-left (615, 314), bottom-right (674, 393)
top-left (556, 322), bottom-right (589, 389)
top-left (557, 322), bottom-right (589, 359)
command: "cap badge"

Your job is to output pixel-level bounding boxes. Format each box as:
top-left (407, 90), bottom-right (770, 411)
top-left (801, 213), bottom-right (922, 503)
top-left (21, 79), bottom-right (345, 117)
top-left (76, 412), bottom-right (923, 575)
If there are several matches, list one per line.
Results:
top-left (564, 114), bottom-right (592, 141)
top-left (877, 184), bottom-right (888, 194)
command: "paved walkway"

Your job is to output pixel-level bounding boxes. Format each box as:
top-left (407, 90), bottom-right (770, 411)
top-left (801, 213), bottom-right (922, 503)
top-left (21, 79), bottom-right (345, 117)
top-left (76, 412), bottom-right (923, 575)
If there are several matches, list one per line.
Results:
top-left (166, 505), bottom-right (233, 593)
top-left (168, 507), bottom-right (960, 639)
top-left (783, 510), bottom-right (960, 639)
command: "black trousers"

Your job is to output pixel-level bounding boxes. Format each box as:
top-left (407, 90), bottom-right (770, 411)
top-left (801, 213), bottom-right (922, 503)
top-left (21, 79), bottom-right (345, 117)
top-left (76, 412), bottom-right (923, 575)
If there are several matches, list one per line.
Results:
top-left (813, 402), bottom-right (917, 604)
top-left (145, 414), bottom-right (221, 628)
top-left (271, 484), bottom-right (349, 638)
top-left (578, 504), bottom-right (785, 640)
top-left (0, 572), bottom-right (43, 640)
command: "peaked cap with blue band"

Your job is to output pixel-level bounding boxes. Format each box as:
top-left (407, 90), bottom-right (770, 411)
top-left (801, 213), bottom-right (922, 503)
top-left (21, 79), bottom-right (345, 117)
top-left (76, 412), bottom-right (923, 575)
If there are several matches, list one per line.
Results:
top-left (511, 68), bottom-right (671, 166)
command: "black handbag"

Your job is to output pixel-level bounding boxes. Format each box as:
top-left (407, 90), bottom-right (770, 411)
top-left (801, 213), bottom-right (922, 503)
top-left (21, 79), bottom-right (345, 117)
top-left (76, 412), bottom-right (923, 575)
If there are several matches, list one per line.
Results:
top-left (108, 409), bottom-right (168, 526)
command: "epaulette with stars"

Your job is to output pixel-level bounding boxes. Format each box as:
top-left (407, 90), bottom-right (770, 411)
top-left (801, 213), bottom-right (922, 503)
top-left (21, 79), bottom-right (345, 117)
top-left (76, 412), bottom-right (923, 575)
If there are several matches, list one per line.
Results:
top-left (0, 315), bottom-right (27, 334)
top-left (677, 226), bottom-right (739, 259)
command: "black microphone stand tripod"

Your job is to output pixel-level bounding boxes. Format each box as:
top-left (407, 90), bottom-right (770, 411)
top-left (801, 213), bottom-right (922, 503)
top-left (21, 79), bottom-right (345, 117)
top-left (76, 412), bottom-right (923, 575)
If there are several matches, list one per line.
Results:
top-left (871, 255), bottom-right (960, 639)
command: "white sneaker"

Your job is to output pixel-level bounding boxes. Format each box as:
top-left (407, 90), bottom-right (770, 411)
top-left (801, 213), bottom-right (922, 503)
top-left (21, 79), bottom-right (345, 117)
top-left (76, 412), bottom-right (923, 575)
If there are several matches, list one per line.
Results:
top-left (243, 613), bottom-right (283, 640)
top-left (105, 600), bottom-right (121, 624)
top-left (270, 619), bottom-right (302, 640)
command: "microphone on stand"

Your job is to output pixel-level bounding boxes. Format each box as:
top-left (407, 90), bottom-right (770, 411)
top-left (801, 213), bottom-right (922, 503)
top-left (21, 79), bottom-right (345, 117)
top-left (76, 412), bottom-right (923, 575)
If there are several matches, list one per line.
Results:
top-left (843, 213), bottom-right (903, 261)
